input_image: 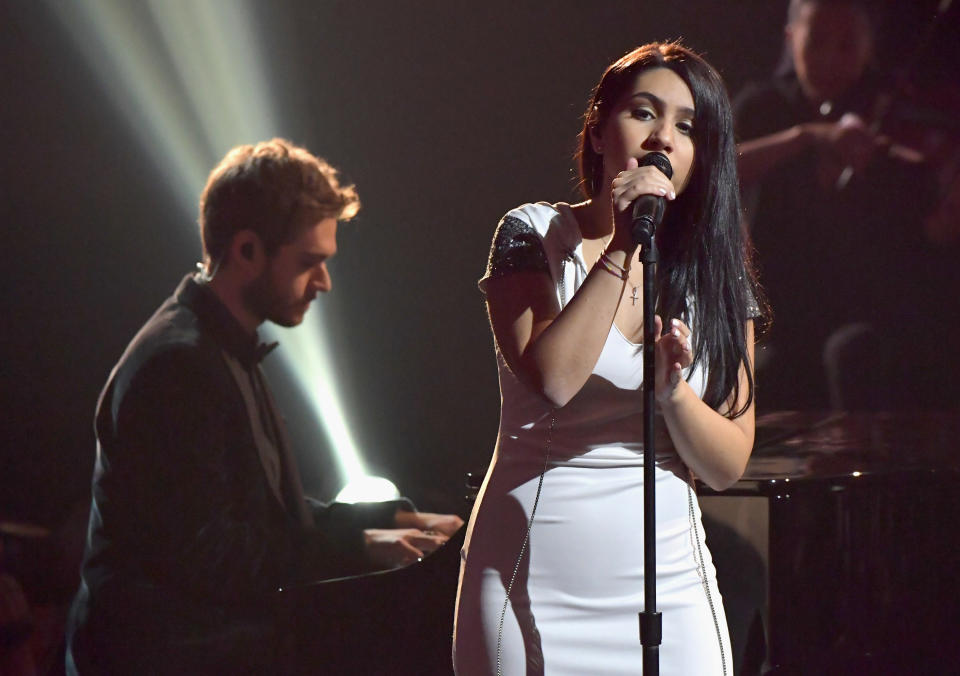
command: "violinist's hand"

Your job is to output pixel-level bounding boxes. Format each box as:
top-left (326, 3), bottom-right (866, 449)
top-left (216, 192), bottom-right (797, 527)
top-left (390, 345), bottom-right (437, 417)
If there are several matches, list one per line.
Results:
top-left (654, 316), bottom-right (693, 404)
top-left (803, 113), bottom-right (881, 173)
top-left (610, 157), bottom-right (678, 238)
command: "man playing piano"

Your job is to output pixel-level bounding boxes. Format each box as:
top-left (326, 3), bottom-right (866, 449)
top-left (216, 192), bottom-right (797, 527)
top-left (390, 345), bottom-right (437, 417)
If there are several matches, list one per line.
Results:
top-left (65, 139), bottom-right (462, 674)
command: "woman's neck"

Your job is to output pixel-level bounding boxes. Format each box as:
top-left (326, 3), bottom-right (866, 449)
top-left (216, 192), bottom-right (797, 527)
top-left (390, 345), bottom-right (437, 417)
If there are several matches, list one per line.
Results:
top-left (571, 194), bottom-right (613, 240)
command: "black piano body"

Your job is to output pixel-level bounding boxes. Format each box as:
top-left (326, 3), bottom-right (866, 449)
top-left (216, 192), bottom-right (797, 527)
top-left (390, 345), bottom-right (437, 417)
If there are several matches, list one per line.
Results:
top-left (700, 411), bottom-right (960, 674)
top-left (280, 526), bottom-right (464, 675)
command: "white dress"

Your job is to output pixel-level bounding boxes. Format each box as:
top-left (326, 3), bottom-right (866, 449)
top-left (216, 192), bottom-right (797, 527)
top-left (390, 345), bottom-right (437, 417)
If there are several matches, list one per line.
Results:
top-left (453, 203), bottom-right (732, 676)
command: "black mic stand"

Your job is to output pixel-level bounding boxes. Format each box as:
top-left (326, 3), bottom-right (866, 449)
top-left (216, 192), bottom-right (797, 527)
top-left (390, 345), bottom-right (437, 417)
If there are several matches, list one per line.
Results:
top-left (634, 208), bottom-right (661, 674)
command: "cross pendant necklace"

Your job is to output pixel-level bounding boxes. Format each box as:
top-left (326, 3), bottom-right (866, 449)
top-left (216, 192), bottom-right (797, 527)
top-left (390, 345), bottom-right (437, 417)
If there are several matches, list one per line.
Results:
top-left (631, 286), bottom-right (640, 306)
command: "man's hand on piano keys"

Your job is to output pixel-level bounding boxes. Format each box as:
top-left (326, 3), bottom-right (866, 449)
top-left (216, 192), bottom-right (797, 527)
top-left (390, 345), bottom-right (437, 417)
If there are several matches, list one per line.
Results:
top-left (363, 527), bottom-right (451, 569)
top-left (393, 510), bottom-right (465, 537)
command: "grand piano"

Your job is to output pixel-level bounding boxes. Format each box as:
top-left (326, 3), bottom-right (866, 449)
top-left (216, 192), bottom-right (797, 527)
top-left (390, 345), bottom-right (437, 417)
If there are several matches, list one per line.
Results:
top-left (700, 410), bottom-right (960, 674)
top-left (282, 516), bottom-right (466, 675)
top-left (286, 411), bottom-right (960, 674)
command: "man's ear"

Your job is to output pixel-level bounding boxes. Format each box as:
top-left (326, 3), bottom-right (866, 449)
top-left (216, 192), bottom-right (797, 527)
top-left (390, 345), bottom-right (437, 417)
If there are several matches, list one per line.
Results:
top-left (228, 230), bottom-right (265, 277)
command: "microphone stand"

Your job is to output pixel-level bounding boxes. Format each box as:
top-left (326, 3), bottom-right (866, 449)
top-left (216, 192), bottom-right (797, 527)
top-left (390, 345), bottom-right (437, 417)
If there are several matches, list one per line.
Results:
top-left (634, 217), bottom-right (661, 674)
top-left (628, 151), bottom-right (671, 673)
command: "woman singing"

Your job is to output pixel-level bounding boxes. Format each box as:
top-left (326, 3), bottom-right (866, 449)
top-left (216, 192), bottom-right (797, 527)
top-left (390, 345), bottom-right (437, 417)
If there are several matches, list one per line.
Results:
top-left (453, 42), bottom-right (764, 675)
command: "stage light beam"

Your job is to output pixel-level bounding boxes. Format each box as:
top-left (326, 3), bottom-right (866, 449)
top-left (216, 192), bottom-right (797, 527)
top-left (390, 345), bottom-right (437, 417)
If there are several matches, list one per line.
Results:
top-left (43, 0), bottom-right (373, 492)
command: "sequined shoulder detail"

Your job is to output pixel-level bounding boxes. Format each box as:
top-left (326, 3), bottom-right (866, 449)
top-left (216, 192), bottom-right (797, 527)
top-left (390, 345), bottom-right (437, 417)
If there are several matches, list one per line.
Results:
top-left (736, 271), bottom-right (763, 319)
top-left (479, 215), bottom-right (550, 289)
top-left (745, 288), bottom-right (761, 319)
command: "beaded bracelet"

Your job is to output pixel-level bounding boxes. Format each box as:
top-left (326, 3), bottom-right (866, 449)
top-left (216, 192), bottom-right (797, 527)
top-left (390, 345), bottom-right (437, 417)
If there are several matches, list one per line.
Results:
top-left (600, 252), bottom-right (629, 275)
top-left (596, 252), bottom-right (629, 281)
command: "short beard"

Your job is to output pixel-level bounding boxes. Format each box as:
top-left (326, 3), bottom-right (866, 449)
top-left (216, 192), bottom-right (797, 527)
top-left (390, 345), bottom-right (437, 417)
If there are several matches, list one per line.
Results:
top-left (242, 269), bottom-right (300, 328)
top-left (241, 271), bottom-right (275, 327)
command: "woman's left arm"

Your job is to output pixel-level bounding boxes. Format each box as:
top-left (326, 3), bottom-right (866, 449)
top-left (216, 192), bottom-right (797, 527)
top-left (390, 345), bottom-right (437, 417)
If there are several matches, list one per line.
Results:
top-left (658, 320), bottom-right (756, 491)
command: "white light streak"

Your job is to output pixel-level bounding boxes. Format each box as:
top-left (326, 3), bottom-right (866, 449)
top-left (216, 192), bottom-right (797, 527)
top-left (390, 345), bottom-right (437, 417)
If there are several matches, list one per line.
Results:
top-left (43, 0), bottom-right (209, 214)
top-left (335, 476), bottom-right (401, 504)
top-left (265, 313), bottom-right (367, 482)
top-left (43, 0), bottom-right (369, 488)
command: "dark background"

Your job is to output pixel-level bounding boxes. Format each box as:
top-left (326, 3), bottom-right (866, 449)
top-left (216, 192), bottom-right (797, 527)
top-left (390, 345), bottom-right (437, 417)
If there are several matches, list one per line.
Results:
top-left (2, 0), bottom-right (957, 530)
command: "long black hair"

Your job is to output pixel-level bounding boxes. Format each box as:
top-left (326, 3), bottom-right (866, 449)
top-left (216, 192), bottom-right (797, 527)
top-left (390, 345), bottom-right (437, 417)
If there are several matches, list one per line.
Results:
top-left (577, 42), bottom-right (767, 418)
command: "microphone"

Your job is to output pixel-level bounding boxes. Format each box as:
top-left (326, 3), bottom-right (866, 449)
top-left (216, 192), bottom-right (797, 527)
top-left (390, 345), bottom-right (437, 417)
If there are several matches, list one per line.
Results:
top-left (631, 152), bottom-right (673, 246)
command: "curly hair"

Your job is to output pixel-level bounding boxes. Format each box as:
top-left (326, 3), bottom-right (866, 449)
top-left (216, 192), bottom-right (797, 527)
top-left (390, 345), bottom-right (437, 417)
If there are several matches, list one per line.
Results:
top-left (199, 138), bottom-right (360, 266)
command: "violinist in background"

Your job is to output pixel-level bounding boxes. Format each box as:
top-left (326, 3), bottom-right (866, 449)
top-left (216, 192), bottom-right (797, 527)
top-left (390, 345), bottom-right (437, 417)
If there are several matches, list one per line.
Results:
top-left (733, 0), bottom-right (959, 411)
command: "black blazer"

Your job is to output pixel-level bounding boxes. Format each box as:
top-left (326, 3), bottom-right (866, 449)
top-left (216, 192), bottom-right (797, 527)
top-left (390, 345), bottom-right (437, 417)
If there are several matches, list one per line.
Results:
top-left (66, 275), bottom-right (397, 675)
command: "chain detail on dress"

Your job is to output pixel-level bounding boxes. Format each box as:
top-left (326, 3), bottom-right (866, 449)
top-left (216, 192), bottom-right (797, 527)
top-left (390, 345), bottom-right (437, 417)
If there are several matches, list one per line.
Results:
top-left (687, 484), bottom-right (728, 676)
top-left (495, 411), bottom-right (557, 676)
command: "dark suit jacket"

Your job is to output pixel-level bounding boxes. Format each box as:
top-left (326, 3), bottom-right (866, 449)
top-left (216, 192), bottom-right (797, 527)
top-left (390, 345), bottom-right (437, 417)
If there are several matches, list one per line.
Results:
top-left (66, 274), bottom-right (398, 675)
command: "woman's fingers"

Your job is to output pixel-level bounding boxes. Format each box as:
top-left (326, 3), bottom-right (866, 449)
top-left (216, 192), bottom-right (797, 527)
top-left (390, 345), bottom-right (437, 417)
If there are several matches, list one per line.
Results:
top-left (611, 166), bottom-right (677, 213)
top-left (661, 335), bottom-right (691, 368)
top-left (653, 314), bottom-right (664, 336)
top-left (651, 317), bottom-right (693, 401)
top-left (656, 317), bottom-right (693, 368)
top-left (669, 318), bottom-right (692, 364)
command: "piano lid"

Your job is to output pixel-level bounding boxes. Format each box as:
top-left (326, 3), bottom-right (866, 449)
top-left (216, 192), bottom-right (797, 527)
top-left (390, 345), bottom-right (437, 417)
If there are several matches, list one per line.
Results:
top-left (731, 410), bottom-right (960, 488)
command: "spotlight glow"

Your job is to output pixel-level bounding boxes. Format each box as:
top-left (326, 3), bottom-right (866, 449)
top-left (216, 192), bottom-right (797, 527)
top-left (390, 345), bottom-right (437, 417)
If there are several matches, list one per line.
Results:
top-left (264, 312), bottom-right (367, 482)
top-left (335, 476), bottom-right (401, 504)
top-left (44, 0), bottom-right (369, 489)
